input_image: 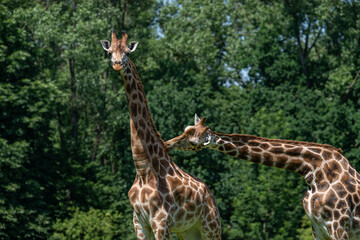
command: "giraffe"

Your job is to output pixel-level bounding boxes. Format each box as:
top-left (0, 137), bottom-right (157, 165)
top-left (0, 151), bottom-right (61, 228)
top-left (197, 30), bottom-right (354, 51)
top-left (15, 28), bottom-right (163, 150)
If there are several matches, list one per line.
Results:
top-left (165, 114), bottom-right (360, 240)
top-left (100, 31), bottom-right (221, 240)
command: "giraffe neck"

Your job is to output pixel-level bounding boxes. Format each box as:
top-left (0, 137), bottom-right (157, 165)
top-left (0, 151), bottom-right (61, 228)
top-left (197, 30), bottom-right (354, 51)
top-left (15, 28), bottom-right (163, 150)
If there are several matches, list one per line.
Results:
top-left (206, 132), bottom-right (342, 183)
top-left (121, 59), bottom-right (170, 177)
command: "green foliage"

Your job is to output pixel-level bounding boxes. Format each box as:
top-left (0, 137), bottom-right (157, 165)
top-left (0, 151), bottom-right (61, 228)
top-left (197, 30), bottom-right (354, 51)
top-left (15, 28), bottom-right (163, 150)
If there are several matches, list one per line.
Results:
top-left (50, 207), bottom-right (133, 240)
top-left (1, 0), bottom-right (360, 239)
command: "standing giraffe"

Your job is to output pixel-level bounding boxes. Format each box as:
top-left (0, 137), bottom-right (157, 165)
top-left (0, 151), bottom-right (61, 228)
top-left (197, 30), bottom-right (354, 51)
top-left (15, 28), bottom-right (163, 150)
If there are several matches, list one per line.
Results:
top-left (100, 32), bottom-right (221, 240)
top-left (165, 115), bottom-right (360, 240)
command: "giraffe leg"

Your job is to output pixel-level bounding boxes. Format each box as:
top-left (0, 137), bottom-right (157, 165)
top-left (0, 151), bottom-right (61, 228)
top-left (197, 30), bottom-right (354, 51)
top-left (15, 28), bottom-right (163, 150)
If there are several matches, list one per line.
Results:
top-left (200, 194), bottom-right (221, 240)
top-left (133, 211), bottom-right (151, 240)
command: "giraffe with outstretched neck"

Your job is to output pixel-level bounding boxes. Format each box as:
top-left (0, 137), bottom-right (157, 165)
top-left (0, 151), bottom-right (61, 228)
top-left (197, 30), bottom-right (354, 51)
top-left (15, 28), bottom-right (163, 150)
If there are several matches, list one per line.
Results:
top-left (165, 115), bottom-right (360, 240)
top-left (100, 32), bottom-right (221, 240)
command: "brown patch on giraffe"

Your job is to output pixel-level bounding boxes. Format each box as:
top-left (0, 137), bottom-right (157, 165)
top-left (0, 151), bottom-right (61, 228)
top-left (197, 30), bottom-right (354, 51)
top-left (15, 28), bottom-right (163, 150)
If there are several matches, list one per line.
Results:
top-left (175, 208), bottom-right (186, 221)
top-left (270, 147), bottom-right (284, 154)
top-left (143, 205), bottom-right (150, 214)
top-left (147, 173), bottom-right (157, 189)
top-left (285, 147), bottom-right (303, 156)
top-left (128, 187), bottom-right (139, 203)
top-left (248, 141), bottom-right (260, 146)
top-left (227, 150), bottom-right (237, 156)
top-left (318, 181), bottom-right (330, 192)
top-left (275, 155), bottom-right (288, 169)
top-left (221, 137), bottom-right (231, 142)
top-left (186, 201), bottom-right (196, 212)
top-left (126, 84), bottom-right (131, 94)
top-left (190, 182), bottom-right (197, 190)
top-left (168, 177), bottom-right (179, 190)
top-left (336, 200), bottom-right (346, 210)
top-left (260, 143), bottom-right (270, 150)
top-left (142, 106), bottom-right (147, 120)
top-left (209, 220), bottom-right (218, 229)
top-left (159, 148), bottom-right (164, 158)
top-left (130, 79), bottom-right (137, 92)
top-left (310, 194), bottom-right (322, 217)
top-left (238, 146), bottom-right (250, 158)
top-left (353, 219), bottom-right (360, 229)
top-left (137, 129), bottom-right (144, 139)
top-left (152, 158), bottom-right (160, 173)
top-left (145, 129), bottom-right (151, 143)
top-left (334, 152), bottom-right (342, 160)
top-left (323, 163), bottom-right (340, 183)
top-left (218, 145), bottom-right (224, 152)
top-left (354, 206), bottom-right (360, 218)
top-left (174, 186), bottom-right (186, 203)
top-left (138, 119), bottom-right (146, 130)
top-left (342, 173), bottom-right (356, 192)
top-left (287, 158), bottom-right (303, 172)
top-left (345, 194), bottom-right (353, 209)
top-left (148, 144), bottom-right (154, 155)
top-left (252, 147), bottom-right (262, 152)
top-left (325, 189), bottom-right (338, 208)
top-left (330, 161), bottom-right (342, 174)
top-left (322, 150), bottom-right (332, 160)
top-left (167, 167), bottom-right (175, 176)
top-left (303, 151), bottom-right (322, 168)
top-left (263, 153), bottom-right (273, 166)
top-left (160, 165), bottom-right (167, 176)
top-left (195, 192), bottom-right (202, 206)
top-left (349, 167), bottom-right (355, 177)
top-left (333, 183), bottom-right (347, 198)
top-left (339, 216), bottom-right (350, 229)
top-left (157, 177), bottom-right (168, 194)
top-left (131, 103), bottom-right (137, 117)
top-left (308, 147), bottom-right (322, 154)
top-left (311, 184), bottom-right (316, 193)
top-left (163, 201), bottom-right (170, 212)
top-left (298, 164), bottom-right (312, 176)
top-left (132, 94), bottom-right (138, 102)
top-left (321, 206), bottom-right (333, 219)
top-left (333, 210), bottom-right (340, 220)
top-left (340, 159), bottom-right (348, 169)
top-left (157, 211), bottom-right (167, 221)
top-left (140, 188), bottom-right (153, 204)
top-left (353, 193), bottom-right (359, 204)
top-left (224, 143), bottom-right (234, 151)
top-left (252, 153), bottom-right (263, 164)
top-left (233, 141), bottom-right (245, 147)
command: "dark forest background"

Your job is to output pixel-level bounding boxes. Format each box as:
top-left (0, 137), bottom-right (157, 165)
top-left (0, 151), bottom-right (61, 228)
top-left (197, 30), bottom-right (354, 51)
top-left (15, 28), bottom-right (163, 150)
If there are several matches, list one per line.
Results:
top-left (1, 0), bottom-right (360, 239)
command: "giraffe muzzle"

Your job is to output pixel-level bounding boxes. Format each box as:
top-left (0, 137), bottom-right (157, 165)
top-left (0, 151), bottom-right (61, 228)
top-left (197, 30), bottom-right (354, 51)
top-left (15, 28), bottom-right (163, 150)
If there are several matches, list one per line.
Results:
top-left (112, 62), bottom-right (123, 71)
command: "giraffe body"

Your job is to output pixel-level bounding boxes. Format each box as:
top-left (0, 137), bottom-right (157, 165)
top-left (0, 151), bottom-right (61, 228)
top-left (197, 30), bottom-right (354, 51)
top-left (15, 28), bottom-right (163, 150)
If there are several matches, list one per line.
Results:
top-left (100, 33), bottom-right (221, 240)
top-left (165, 115), bottom-right (360, 240)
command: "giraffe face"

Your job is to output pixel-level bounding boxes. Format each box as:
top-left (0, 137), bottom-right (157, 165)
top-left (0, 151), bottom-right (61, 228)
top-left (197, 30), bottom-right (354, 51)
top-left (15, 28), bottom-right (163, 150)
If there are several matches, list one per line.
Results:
top-left (100, 31), bottom-right (138, 71)
top-left (166, 115), bottom-right (211, 151)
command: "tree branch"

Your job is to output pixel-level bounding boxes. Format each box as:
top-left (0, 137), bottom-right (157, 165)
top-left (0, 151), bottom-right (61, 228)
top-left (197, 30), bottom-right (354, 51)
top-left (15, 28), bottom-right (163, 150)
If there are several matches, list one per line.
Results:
top-left (308, 27), bottom-right (322, 54)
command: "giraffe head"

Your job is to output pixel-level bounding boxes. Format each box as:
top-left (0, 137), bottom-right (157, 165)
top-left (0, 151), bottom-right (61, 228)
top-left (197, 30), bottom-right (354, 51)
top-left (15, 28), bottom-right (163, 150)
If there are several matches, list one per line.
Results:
top-left (166, 114), bottom-right (212, 151)
top-left (100, 30), bottom-right (138, 71)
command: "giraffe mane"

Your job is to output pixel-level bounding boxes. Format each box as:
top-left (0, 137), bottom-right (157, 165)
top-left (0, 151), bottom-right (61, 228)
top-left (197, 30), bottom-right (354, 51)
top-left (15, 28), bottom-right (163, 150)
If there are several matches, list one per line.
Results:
top-left (128, 59), bottom-right (168, 151)
top-left (211, 131), bottom-right (343, 153)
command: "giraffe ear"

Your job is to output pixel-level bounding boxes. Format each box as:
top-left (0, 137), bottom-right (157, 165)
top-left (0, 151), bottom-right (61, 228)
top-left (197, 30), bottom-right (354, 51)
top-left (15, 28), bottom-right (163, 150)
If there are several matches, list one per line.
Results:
top-left (100, 40), bottom-right (110, 51)
top-left (194, 114), bottom-right (201, 125)
top-left (128, 41), bottom-right (138, 52)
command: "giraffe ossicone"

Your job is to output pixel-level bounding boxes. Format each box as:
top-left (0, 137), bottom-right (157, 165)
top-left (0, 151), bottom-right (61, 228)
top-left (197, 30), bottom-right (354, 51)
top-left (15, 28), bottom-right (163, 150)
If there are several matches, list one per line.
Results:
top-left (100, 32), bottom-right (221, 240)
top-left (165, 114), bottom-right (360, 240)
